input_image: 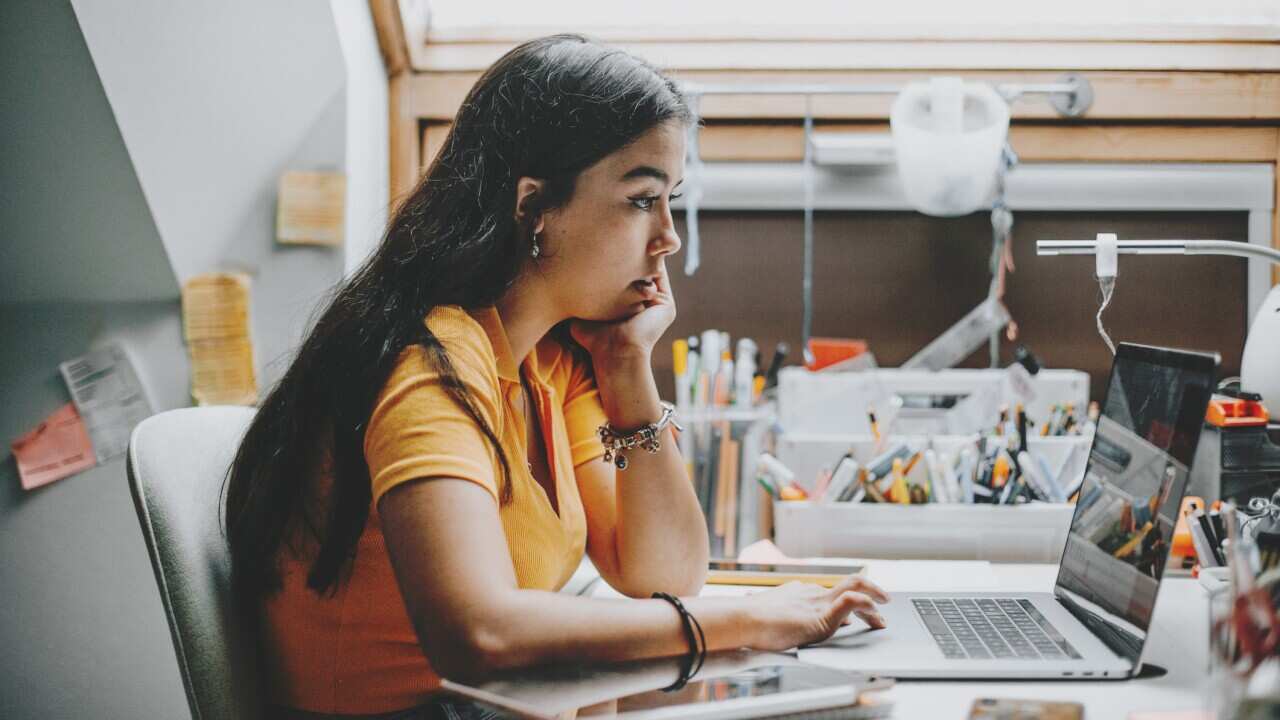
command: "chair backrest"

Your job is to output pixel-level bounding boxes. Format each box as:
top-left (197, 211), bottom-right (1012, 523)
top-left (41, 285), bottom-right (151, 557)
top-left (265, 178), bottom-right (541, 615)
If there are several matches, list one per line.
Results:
top-left (127, 406), bottom-right (262, 720)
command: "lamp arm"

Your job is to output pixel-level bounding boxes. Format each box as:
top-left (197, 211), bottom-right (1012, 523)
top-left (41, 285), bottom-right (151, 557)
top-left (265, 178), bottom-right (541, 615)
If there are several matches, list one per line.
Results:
top-left (1037, 239), bottom-right (1280, 268)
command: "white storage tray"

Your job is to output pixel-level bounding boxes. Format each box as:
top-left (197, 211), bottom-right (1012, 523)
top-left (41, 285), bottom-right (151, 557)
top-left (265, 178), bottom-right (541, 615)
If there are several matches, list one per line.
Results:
top-left (773, 501), bottom-right (1075, 563)
top-left (775, 433), bottom-right (1090, 497)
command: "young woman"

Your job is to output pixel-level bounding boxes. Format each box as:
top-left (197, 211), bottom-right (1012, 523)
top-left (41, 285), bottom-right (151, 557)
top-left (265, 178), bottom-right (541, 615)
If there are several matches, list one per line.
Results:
top-left (225, 34), bottom-right (888, 719)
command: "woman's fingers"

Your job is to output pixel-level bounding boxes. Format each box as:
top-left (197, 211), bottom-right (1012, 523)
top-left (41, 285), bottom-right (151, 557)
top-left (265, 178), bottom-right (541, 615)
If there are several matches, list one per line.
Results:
top-left (826, 574), bottom-right (889, 605)
top-left (831, 590), bottom-right (887, 629)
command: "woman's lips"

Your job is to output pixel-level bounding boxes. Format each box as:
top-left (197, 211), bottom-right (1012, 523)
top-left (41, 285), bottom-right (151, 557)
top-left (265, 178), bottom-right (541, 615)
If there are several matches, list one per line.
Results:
top-left (631, 278), bottom-right (658, 299)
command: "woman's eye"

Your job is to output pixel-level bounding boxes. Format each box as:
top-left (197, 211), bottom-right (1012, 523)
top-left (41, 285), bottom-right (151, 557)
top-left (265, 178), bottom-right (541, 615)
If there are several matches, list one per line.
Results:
top-left (630, 196), bottom-right (658, 211)
top-left (669, 192), bottom-right (683, 202)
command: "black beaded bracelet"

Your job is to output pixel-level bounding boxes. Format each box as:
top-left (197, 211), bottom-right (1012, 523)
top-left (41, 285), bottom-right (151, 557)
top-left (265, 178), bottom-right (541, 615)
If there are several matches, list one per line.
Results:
top-left (652, 592), bottom-right (707, 691)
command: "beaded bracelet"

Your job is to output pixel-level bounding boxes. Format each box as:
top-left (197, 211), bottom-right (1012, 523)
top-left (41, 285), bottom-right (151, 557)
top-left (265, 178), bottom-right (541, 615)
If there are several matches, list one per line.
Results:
top-left (598, 401), bottom-right (682, 470)
top-left (652, 591), bottom-right (707, 691)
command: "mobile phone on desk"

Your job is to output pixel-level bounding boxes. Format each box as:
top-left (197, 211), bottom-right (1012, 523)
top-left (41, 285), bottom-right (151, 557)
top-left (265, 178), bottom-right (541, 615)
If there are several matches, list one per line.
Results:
top-left (706, 560), bottom-right (864, 588)
top-left (968, 697), bottom-right (1083, 720)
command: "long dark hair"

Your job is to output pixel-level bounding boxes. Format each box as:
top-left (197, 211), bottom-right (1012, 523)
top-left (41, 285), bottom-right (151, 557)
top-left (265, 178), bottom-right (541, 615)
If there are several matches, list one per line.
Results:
top-left (224, 35), bottom-right (693, 605)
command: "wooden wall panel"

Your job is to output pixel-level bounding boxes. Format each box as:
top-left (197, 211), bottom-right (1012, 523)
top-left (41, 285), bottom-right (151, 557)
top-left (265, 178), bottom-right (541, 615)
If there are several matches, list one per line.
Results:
top-left (408, 70), bottom-right (1280, 122)
top-left (653, 211), bottom-right (1249, 402)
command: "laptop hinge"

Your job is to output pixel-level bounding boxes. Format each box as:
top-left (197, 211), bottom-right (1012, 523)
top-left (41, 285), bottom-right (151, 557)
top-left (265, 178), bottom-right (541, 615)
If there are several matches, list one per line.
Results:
top-left (1057, 593), bottom-right (1143, 665)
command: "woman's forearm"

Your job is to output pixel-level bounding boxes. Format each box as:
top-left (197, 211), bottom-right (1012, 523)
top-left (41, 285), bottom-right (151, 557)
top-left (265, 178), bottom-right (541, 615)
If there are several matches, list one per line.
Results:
top-left (459, 589), bottom-right (753, 680)
top-left (593, 356), bottom-right (709, 596)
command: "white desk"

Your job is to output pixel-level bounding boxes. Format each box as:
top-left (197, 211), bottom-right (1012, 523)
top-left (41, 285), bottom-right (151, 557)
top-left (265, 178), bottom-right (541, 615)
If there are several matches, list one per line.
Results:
top-left (592, 561), bottom-right (1210, 719)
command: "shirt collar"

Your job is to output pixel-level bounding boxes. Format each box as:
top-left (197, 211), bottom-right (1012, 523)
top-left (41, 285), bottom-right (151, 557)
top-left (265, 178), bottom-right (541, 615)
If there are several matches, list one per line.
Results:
top-left (467, 306), bottom-right (542, 385)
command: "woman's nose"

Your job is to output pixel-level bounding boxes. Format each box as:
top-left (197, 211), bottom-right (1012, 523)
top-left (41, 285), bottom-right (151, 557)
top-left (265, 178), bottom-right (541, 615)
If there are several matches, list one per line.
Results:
top-left (653, 221), bottom-right (682, 256)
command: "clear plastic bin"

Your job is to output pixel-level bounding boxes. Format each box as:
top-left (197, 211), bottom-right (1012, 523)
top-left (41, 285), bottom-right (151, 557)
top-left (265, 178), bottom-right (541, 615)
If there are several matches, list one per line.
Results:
top-left (773, 501), bottom-right (1076, 563)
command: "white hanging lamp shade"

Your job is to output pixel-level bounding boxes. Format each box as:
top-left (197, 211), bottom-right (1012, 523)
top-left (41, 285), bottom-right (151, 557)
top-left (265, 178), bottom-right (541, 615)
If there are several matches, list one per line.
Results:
top-left (890, 77), bottom-right (1010, 217)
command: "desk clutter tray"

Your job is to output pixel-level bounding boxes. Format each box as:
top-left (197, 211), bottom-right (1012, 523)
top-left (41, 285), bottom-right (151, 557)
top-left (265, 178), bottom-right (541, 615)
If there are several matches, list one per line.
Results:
top-left (773, 501), bottom-right (1076, 563)
top-left (770, 433), bottom-right (1091, 563)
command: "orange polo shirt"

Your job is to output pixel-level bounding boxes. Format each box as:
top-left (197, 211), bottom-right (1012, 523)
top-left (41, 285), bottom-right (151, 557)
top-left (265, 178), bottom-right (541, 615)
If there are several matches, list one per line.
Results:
top-left (261, 305), bottom-right (608, 714)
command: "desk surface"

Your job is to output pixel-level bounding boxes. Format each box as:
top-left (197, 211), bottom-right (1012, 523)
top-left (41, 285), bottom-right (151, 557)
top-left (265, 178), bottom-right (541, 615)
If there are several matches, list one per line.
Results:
top-left (593, 561), bottom-right (1210, 719)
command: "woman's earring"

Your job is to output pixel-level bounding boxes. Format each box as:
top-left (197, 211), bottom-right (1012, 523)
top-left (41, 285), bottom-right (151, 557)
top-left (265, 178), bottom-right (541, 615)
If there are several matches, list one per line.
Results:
top-left (530, 232), bottom-right (541, 259)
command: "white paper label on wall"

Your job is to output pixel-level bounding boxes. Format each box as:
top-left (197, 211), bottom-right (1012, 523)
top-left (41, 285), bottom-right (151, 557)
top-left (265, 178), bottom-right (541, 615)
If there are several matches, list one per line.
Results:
top-left (59, 343), bottom-right (154, 463)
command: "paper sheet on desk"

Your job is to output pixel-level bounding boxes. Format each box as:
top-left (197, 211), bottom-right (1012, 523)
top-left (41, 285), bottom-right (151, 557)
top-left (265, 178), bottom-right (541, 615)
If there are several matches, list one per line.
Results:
top-left (10, 403), bottom-right (97, 490)
top-left (738, 539), bottom-right (998, 592)
top-left (59, 344), bottom-right (153, 463)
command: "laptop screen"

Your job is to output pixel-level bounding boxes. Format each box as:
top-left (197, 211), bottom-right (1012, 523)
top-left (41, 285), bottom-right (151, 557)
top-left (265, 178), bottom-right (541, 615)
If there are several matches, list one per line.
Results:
top-left (1054, 343), bottom-right (1216, 647)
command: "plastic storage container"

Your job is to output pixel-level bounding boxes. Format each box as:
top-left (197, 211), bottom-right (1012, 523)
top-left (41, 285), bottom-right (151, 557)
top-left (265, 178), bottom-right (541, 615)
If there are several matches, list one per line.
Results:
top-left (773, 501), bottom-right (1075, 562)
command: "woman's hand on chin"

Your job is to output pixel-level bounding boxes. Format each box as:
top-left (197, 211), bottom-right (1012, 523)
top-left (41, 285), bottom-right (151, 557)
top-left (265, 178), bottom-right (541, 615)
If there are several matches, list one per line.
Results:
top-left (569, 263), bottom-right (675, 368)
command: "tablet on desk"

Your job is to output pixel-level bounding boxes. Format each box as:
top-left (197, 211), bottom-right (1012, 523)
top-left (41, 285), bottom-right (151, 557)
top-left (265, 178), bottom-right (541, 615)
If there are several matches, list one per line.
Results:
top-left (440, 650), bottom-right (892, 720)
top-left (706, 560), bottom-right (866, 588)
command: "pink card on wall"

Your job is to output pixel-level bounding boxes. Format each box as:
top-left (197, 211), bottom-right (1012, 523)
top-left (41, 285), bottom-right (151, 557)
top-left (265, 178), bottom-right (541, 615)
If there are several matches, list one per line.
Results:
top-left (11, 403), bottom-right (97, 490)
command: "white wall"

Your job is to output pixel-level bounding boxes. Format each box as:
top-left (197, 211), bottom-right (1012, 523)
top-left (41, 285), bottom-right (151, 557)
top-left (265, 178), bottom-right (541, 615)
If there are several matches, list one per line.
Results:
top-left (69, 0), bottom-right (370, 391)
top-left (332, 0), bottom-right (391, 275)
top-left (0, 2), bottom-right (388, 716)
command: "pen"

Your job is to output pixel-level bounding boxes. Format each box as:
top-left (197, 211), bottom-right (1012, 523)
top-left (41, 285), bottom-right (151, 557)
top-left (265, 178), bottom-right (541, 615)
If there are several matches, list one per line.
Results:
top-left (764, 341), bottom-right (788, 390)
top-left (1016, 403), bottom-right (1028, 454)
top-left (867, 407), bottom-right (882, 449)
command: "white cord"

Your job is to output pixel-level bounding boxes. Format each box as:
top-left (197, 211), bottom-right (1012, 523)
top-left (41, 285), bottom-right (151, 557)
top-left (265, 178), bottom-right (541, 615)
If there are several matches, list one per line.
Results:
top-left (1094, 232), bottom-right (1118, 355)
top-left (1096, 276), bottom-right (1116, 355)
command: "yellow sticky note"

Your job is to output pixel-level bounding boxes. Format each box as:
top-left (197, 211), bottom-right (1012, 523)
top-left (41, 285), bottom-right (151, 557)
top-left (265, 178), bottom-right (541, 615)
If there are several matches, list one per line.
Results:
top-left (182, 273), bottom-right (258, 406)
top-left (277, 170), bottom-right (346, 246)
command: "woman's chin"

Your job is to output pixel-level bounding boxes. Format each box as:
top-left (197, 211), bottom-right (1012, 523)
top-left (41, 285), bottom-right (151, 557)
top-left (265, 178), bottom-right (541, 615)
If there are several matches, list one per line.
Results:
top-left (578, 300), bottom-right (644, 323)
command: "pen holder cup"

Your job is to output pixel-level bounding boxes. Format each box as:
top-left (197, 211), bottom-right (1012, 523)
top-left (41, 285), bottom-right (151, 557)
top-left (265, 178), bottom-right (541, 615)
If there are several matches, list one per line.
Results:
top-left (1207, 571), bottom-right (1280, 718)
top-left (676, 405), bottom-right (778, 559)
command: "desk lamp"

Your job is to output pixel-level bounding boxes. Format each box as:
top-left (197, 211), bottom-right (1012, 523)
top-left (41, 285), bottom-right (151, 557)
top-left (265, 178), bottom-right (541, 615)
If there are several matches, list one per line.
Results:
top-left (1037, 235), bottom-right (1280, 408)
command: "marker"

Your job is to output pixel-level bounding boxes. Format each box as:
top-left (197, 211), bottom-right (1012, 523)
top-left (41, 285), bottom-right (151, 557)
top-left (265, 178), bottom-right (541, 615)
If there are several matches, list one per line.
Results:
top-left (958, 447), bottom-right (976, 504)
top-left (673, 339), bottom-right (691, 410)
top-left (862, 472), bottom-right (886, 503)
top-left (780, 482), bottom-right (808, 501)
top-left (757, 452), bottom-right (796, 486)
top-left (717, 349), bottom-right (733, 406)
top-left (890, 457), bottom-right (910, 505)
top-left (734, 338), bottom-right (757, 408)
top-left (992, 453), bottom-right (1011, 489)
top-left (823, 454), bottom-right (861, 504)
top-left (925, 449), bottom-right (948, 503)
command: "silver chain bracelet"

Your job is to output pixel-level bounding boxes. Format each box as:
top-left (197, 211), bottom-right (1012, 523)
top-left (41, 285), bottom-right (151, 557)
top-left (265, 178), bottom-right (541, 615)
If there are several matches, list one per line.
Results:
top-left (598, 401), bottom-right (682, 470)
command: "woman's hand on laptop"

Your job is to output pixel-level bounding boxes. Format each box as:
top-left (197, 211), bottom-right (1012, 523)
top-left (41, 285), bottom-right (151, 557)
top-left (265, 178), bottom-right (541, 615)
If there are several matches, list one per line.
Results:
top-left (744, 575), bottom-right (889, 651)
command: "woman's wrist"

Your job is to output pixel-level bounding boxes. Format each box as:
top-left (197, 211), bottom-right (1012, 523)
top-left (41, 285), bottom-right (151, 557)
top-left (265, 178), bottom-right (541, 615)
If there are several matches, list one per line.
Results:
top-left (690, 596), bottom-right (763, 652)
top-left (594, 355), bottom-right (663, 430)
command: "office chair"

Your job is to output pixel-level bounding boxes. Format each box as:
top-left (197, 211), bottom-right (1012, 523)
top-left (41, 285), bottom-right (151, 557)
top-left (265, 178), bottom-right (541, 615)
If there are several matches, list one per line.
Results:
top-left (127, 406), bottom-right (263, 720)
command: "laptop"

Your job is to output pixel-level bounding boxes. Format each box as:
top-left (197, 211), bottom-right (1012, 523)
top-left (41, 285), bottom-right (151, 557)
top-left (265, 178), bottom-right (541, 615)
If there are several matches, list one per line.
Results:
top-left (800, 342), bottom-right (1218, 679)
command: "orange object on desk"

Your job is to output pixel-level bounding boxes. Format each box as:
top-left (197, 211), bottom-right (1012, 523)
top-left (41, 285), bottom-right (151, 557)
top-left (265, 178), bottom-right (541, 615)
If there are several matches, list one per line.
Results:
top-left (805, 337), bottom-right (869, 371)
top-left (779, 483), bottom-right (808, 501)
top-left (1206, 396), bottom-right (1269, 427)
top-left (1170, 495), bottom-right (1202, 565)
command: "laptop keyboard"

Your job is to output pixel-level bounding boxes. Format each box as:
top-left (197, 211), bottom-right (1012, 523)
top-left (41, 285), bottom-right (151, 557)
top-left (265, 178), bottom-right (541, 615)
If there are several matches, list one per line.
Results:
top-left (912, 598), bottom-right (1082, 661)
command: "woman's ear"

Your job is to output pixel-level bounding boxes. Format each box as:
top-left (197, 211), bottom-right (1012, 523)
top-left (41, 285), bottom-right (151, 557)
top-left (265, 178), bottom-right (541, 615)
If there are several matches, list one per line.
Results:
top-left (514, 177), bottom-right (547, 234)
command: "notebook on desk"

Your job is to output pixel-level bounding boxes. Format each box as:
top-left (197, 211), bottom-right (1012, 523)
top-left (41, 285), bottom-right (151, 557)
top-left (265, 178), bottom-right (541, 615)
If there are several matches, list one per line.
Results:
top-left (799, 342), bottom-right (1218, 680)
top-left (440, 649), bottom-right (893, 719)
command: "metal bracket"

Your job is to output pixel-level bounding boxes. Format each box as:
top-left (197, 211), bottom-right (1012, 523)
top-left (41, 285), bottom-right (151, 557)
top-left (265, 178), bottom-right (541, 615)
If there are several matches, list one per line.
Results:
top-left (1048, 73), bottom-right (1094, 118)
